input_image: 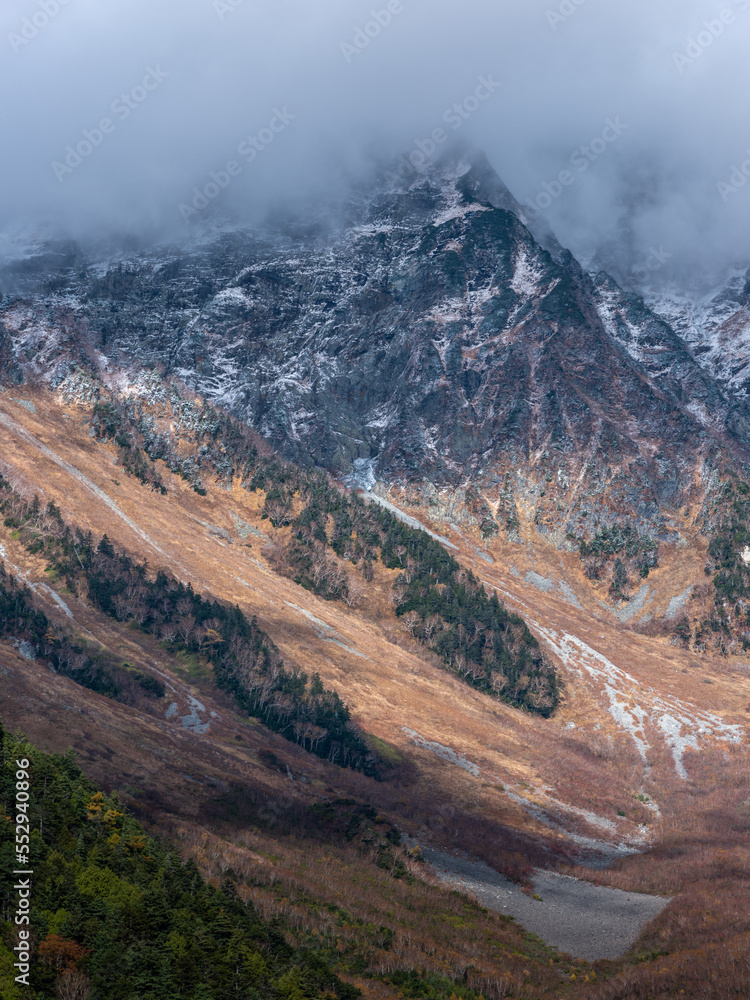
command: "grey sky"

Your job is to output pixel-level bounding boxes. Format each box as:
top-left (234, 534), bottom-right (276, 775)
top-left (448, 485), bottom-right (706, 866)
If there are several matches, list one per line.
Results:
top-left (3, 0), bottom-right (750, 285)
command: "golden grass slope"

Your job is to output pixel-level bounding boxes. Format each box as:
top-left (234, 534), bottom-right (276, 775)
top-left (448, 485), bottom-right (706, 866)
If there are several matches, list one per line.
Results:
top-left (1, 385), bottom-right (750, 855)
top-left (2, 384), bottom-right (750, 996)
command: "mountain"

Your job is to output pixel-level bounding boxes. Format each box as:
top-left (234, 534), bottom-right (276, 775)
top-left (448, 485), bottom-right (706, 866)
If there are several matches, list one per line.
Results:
top-left (643, 267), bottom-right (750, 403)
top-left (3, 153), bottom-right (750, 538)
top-left (4, 151), bottom-right (750, 999)
top-left (2, 367), bottom-right (750, 998)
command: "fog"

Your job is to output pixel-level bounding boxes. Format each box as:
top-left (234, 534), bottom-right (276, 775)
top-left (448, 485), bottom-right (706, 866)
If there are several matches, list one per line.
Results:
top-left (3, 0), bottom-right (750, 288)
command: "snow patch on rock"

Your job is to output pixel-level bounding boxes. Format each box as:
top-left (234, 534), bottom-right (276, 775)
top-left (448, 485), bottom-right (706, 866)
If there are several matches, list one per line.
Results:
top-left (535, 626), bottom-right (744, 778)
top-left (364, 492), bottom-right (458, 549)
top-left (433, 202), bottom-right (490, 227)
top-left (511, 248), bottom-right (545, 297)
top-left (616, 583), bottom-right (651, 624)
top-left (37, 583), bottom-right (73, 619)
top-left (525, 570), bottom-right (553, 592)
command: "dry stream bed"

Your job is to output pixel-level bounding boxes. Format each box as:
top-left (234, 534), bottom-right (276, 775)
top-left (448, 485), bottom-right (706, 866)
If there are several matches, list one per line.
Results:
top-left (421, 846), bottom-right (669, 961)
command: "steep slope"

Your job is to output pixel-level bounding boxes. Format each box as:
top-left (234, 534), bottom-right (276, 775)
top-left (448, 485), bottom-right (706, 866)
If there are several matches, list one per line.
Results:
top-left (643, 267), bottom-right (750, 402)
top-left (1, 385), bottom-right (748, 836)
top-left (2, 153), bottom-right (749, 551)
top-left (2, 384), bottom-right (750, 998)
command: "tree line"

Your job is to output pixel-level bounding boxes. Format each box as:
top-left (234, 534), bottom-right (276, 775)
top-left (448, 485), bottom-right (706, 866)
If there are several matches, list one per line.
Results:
top-left (89, 382), bottom-right (560, 717)
top-left (0, 477), bottom-right (383, 777)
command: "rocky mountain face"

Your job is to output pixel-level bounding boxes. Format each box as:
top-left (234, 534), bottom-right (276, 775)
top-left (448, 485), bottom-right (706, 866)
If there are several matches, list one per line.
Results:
top-left (2, 152), bottom-right (750, 543)
top-left (643, 268), bottom-right (750, 404)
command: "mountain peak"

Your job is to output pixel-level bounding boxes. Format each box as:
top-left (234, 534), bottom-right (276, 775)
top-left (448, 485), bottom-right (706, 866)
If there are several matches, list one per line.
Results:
top-left (3, 143), bottom-right (749, 548)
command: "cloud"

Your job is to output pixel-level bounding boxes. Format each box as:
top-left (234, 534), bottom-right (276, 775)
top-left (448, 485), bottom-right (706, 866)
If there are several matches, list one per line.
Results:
top-left (2, 0), bottom-right (750, 286)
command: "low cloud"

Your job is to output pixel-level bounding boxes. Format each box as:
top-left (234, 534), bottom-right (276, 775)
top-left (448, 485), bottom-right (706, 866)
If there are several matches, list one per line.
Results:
top-left (1, 0), bottom-right (750, 287)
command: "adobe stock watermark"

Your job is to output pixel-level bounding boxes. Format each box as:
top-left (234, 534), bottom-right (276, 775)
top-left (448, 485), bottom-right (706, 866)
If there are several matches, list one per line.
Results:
top-left (14, 757), bottom-right (33, 988)
top-left (8, 0), bottom-right (72, 54)
top-left (717, 147), bottom-right (750, 201)
top-left (546, 0), bottom-right (589, 32)
top-left (213, 0), bottom-right (244, 20)
top-left (399, 74), bottom-right (501, 173)
top-left (672, 1), bottom-right (748, 72)
top-left (178, 106), bottom-right (296, 223)
top-left (51, 66), bottom-right (169, 182)
top-left (523, 116), bottom-right (628, 219)
top-left (631, 246), bottom-right (673, 282)
top-left (340, 0), bottom-right (412, 62)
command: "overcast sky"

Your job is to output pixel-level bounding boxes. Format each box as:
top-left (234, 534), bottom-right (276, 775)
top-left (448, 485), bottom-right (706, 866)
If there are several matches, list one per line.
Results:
top-left (3, 0), bottom-right (750, 287)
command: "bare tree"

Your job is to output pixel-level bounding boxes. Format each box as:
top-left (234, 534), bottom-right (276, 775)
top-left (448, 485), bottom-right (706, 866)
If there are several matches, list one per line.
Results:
top-left (160, 621), bottom-right (178, 643)
top-left (455, 654), bottom-right (484, 683)
top-left (525, 673), bottom-right (555, 712)
top-left (390, 586), bottom-right (407, 608)
top-left (264, 498), bottom-right (292, 526)
top-left (490, 670), bottom-right (508, 695)
top-left (421, 615), bottom-right (443, 646)
top-left (308, 725), bottom-right (328, 753)
top-left (262, 540), bottom-right (289, 573)
top-left (176, 614), bottom-right (196, 644)
top-left (310, 548), bottom-right (330, 589)
top-left (400, 611), bottom-right (422, 636)
top-left (272, 693), bottom-right (295, 728)
top-left (129, 601), bottom-right (149, 627)
top-left (506, 622), bottom-right (525, 646)
top-left (112, 594), bottom-right (132, 621)
top-left (125, 581), bottom-right (147, 603)
top-left (466, 661), bottom-right (486, 683)
top-left (328, 565), bottom-right (348, 599)
top-left (55, 971), bottom-right (91, 1000)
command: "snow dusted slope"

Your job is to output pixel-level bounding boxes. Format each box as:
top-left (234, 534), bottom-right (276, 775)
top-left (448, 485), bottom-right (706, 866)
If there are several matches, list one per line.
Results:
top-left (642, 269), bottom-right (750, 402)
top-left (536, 625), bottom-right (743, 780)
top-left (4, 150), bottom-right (750, 542)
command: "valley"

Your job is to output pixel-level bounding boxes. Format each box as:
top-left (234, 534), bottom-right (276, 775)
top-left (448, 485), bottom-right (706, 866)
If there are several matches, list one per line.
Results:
top-left (2, 380), bottom-right (750, 996)
top-left (6, 0), bottom-right (750, 990)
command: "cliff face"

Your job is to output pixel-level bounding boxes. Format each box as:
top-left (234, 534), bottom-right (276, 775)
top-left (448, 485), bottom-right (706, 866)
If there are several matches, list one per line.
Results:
top-left (2, 153), bottom-right (748, 540)
top-left (644, 268), bottom-right (750, 403)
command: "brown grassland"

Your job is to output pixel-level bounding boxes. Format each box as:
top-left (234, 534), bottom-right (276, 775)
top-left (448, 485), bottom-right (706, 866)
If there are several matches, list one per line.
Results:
top-left (2, 386), bottom-right (750, 998)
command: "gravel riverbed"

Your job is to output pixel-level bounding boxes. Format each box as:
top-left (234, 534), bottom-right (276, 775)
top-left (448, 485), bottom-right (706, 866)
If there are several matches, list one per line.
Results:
top-left (422, 846), bottom-right (670, 961)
